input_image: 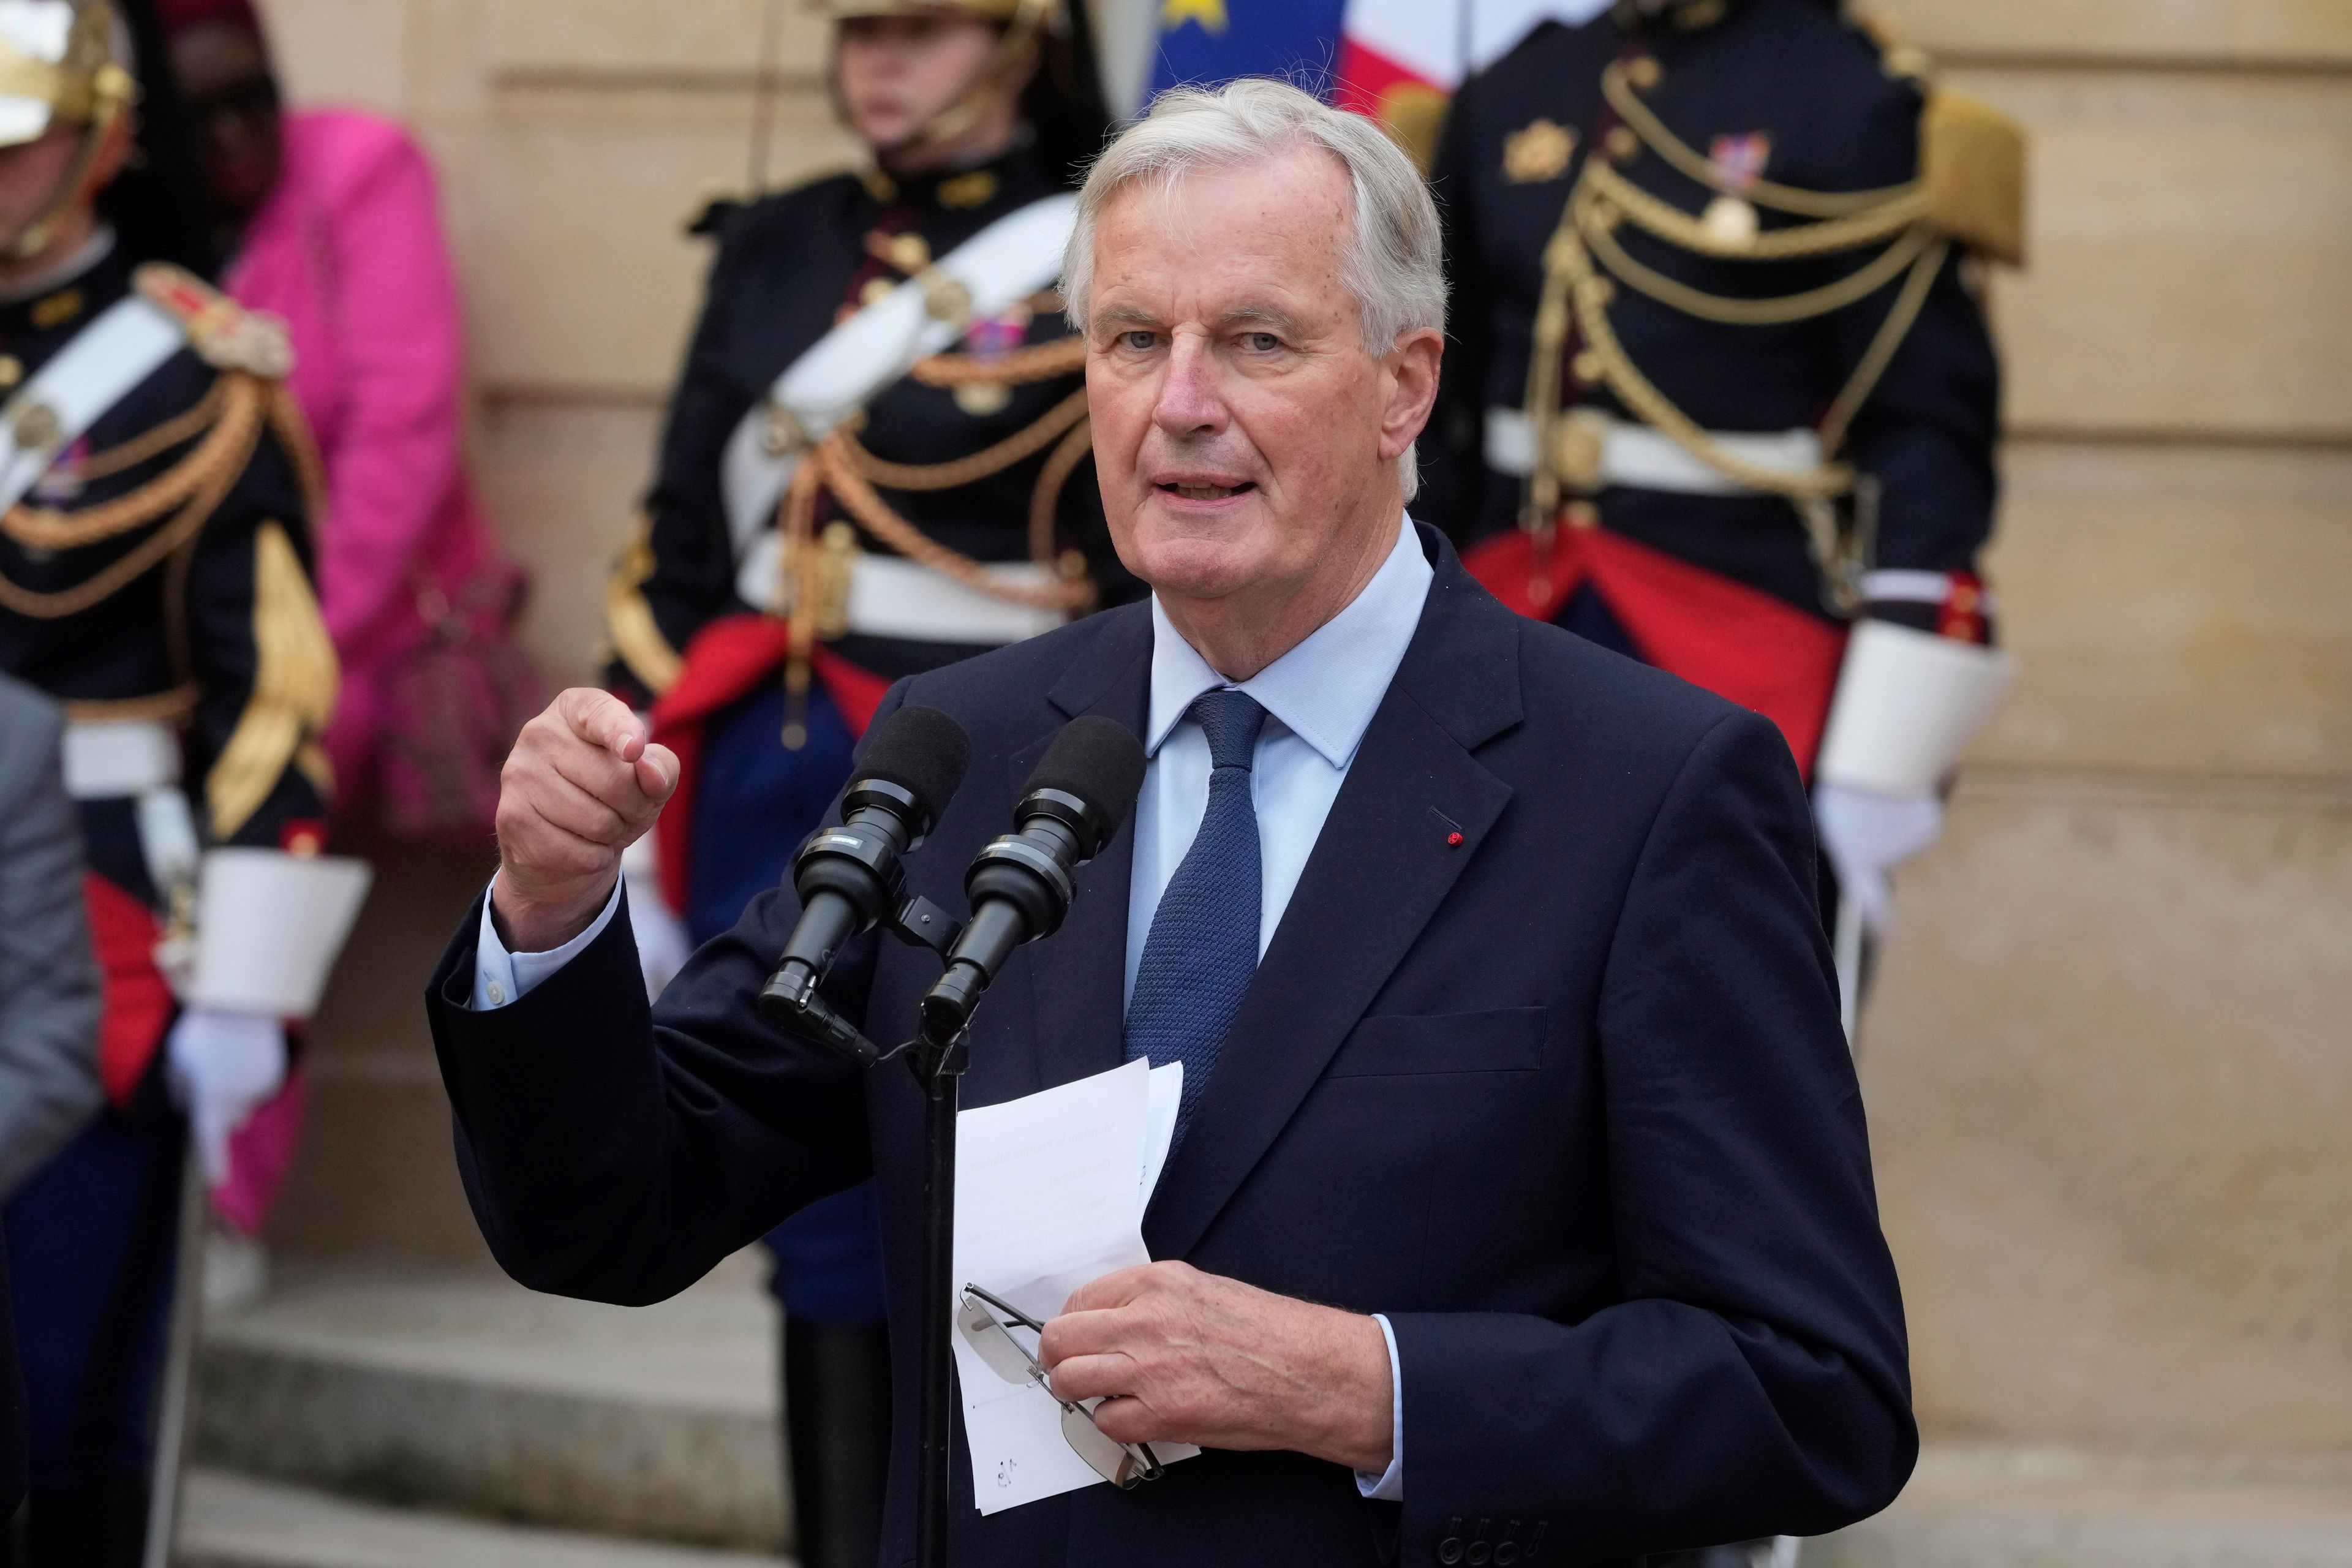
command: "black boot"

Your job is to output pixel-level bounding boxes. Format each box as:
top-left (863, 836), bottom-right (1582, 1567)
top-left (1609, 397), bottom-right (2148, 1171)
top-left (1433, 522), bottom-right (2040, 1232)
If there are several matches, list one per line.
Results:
top-left (782, 1315), bottom-right (892, 1568)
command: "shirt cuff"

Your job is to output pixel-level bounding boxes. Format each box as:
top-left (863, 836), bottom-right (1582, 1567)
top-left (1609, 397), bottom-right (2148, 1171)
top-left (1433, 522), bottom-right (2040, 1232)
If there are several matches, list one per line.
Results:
top-left (470, 873), bottom-right (623, 1011)
top-left (1353, 1312), bottom-right (1404, 1502)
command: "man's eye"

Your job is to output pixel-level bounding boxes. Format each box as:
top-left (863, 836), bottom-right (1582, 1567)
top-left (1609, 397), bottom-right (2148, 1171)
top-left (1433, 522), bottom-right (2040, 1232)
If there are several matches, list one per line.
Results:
top-left (1120, 330), bottom-right (1158, 351)
top-left (1242, 332), bottom-right (1281, 352)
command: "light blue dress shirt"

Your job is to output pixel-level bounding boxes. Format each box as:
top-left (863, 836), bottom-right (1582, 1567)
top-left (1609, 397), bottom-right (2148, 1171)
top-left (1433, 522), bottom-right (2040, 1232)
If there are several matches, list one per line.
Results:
top-left (473, 513), bottom-right (1433, 1499)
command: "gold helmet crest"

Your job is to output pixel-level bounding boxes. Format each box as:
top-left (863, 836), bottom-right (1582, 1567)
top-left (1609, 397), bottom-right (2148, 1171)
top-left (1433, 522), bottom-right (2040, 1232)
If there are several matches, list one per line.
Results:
top-left (0, 0), bottom-right (132, 150)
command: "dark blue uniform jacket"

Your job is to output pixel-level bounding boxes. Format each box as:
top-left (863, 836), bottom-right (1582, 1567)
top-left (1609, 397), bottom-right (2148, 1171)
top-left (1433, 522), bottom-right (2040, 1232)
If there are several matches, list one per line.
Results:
top-left (427, 527), bottom-right (1916, 1567)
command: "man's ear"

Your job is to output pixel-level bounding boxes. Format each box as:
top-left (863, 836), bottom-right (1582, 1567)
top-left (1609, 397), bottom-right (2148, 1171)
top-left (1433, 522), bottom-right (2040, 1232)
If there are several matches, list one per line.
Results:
top-left (86, 113), bottom-right (135, 192)
top-left (1376, 326), bottom-right (1444, 462)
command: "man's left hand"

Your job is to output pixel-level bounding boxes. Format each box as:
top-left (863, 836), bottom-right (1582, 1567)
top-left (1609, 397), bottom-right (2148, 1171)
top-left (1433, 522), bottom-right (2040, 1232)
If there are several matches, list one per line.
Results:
top-left (1038, 1261), bottom-right (1393, 1472)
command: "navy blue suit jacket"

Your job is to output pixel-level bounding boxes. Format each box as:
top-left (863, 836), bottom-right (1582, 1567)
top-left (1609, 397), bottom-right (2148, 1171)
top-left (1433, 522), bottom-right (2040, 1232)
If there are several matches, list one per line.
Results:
top-left (426, 527), bottom-right (1914, 1567)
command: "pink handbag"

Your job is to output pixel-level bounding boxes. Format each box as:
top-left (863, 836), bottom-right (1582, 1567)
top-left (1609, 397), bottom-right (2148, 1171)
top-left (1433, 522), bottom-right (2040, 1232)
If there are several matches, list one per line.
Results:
top-left (377, 564), bottom-right (549, 842)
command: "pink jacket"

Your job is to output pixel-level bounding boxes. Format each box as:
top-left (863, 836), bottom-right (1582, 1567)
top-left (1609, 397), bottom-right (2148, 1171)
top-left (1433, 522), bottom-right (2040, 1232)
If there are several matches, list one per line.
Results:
top-left (227, 108), bottom-right (503, 796)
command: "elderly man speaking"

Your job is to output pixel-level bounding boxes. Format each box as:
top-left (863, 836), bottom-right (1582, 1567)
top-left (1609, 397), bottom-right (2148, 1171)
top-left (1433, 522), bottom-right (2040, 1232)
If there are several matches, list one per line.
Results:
top-left (429, 80), bottom-right (1913, 1566)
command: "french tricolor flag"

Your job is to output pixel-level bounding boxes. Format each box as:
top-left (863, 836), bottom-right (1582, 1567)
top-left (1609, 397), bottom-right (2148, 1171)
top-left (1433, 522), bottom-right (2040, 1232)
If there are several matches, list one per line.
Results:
top-left (1145, 0), bottom-right (1611, 144)
top-left (1333, 0), bottom-right (1613, 154)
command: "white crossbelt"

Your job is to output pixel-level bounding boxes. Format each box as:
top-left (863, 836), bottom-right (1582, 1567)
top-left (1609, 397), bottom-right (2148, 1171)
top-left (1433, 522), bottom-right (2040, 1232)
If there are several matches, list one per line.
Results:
top-left (734, 538), bottom-right (1069, 646)
top-left (721, 194), bottom-right (1079, 565)
top-left (0, 295), bottom-right (187, 511)
top-left (1483, 406), bottom-right (1823, 497)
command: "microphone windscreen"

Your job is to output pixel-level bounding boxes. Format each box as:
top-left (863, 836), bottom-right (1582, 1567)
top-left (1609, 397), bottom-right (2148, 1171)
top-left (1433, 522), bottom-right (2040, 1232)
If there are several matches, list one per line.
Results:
top-left (1025, 715), bottom-right (1148, 838)
top-left (855, 704), bottom-right (973, 827)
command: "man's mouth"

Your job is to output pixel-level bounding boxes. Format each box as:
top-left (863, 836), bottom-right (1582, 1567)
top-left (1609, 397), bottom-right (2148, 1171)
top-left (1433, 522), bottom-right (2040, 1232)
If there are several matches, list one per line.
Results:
top-left (1158, 481), bottom-right (1254, 501)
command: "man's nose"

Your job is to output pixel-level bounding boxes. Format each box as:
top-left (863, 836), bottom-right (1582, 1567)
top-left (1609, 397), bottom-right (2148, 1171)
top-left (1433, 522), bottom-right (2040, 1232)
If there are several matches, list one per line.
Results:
top-left (1151, 334), bottom-right (1227, 439)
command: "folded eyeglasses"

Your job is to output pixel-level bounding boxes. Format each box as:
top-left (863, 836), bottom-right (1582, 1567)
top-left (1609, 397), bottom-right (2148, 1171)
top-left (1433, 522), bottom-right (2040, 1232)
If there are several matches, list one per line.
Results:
top-left (957, 1284), bottom-right (1165, 1490)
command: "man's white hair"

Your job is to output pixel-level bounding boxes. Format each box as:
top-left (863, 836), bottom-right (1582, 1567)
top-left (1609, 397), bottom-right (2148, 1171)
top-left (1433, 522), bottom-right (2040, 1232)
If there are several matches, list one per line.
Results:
top-left (1060, 77), bottom-right (1447, 502)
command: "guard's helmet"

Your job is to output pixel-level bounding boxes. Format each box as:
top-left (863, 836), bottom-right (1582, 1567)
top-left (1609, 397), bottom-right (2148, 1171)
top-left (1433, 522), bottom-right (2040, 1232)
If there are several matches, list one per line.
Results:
top-left (813, 0), bottom-right (1108, 188)
top-left (0, 0), bottom-right (132, 150)
top-left (0, 0), bottom-right (213, 270)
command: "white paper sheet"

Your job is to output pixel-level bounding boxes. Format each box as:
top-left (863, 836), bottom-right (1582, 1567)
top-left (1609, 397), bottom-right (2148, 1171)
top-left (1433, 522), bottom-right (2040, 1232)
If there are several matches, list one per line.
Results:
top-left (951, 1058), bottom-right (1192, 1513)
top-left (1139, 1060), bottom-right (1182, 1223)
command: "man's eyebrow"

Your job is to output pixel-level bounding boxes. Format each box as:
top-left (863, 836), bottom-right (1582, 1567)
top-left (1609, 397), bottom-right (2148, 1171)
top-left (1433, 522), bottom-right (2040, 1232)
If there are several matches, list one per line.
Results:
top-left (1212, 302), bottom-right (1309, 336)
top-left (1090, 303), bottom-right (1163, 331)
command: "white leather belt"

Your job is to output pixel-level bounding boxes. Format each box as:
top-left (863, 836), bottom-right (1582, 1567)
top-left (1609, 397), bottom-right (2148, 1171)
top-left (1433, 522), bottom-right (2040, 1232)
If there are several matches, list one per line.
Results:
top-left (1483, 407), bottom-right (1823, 497)
top-left (844, 553), bottom-right (1068, 644)
top-left (735, 532), bottom-right (1068, 647)
top-left (64, 717), bottom-right (201, 898)
top-left (62, 718), bottom-right (182, 799)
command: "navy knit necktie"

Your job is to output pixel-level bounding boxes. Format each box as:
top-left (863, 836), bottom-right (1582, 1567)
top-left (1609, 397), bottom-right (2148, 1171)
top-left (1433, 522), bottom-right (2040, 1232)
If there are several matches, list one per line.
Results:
top-left (1125, 690), bottom-right (1268, 1145)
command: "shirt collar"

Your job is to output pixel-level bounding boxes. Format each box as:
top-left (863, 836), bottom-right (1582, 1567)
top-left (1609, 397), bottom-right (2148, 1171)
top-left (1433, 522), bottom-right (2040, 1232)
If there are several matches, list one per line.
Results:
top-left (1145, 513), bottom-right (1433, 770)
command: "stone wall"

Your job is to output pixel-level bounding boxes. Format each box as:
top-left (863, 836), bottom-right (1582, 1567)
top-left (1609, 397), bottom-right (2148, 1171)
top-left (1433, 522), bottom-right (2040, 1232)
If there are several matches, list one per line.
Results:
top-left (256, 0), bottom-right (2352, 1459)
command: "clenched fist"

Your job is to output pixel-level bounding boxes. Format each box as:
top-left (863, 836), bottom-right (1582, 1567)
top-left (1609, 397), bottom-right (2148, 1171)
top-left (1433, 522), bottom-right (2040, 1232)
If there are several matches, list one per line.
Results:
top-left (491, 688), bottom-right (679, 954)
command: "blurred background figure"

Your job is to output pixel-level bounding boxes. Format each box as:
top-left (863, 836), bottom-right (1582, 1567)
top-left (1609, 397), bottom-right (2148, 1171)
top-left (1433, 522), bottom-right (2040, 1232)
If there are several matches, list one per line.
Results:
top-left (600, 0), bottom-right (1126, 1561)
top-left (0, 671), bottom-right (99, 1562)
top-left (160, 0), bottom-right (538, 851)
top-left (0, 0), bottom-right (360, 1560)
top-left (151, 0), bottom-right (534, 1299)
top-left (1427, 0), bottom-right (2018, 1025)
top-left (0, 674), bottom-right (104, 1209)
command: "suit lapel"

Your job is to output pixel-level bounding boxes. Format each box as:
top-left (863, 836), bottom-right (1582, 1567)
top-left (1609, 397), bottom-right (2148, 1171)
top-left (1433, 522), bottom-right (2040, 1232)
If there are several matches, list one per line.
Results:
top-left (1013, 608), bottom-right (1153, 1098)
top-left (1144, 541), bottom-right (1525, 1260)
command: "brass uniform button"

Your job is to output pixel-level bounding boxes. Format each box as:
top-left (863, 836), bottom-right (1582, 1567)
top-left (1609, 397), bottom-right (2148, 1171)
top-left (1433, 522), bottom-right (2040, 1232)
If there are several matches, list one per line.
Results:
top-left (1565, 500), bottom-right (1600, 530)
top-left (1571, 350), bottom-right (1605, 385)
top-left (861, 276), bottom-right (896, 307)
top-left (1605, 125), bottom-right (1640, 164)
top-left (11, 400), bottom-right (61, 455)
top-left (1626, 56), bottom-right (1662, 89)
top-left (952, 381), bottom-right (1011, 416)
top-left (938, 170), bottom-right (998, 209)
top-left (886, 233), bottom-right (932, 273)
top-left (0, 355), bottom-right (21, 391)
top-left (1501, 118), bottom-right (1575, 184)
top-left (29, 288), bottom-right (81, 331)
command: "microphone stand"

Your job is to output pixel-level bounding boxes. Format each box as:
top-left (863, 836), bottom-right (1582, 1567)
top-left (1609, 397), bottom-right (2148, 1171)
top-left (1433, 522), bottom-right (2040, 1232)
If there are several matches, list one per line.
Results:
top-left (763, 903), bottom-right (968, 1568)
top-left (910, 1016), bottom-right (968, 1568)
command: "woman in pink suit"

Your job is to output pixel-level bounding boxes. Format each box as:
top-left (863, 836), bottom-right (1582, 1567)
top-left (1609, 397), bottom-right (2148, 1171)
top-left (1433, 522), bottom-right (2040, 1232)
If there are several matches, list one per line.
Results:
top-left (162, 0), bottom-right (523, 1281)
top-left (165, 0), bottom-right (519, 818)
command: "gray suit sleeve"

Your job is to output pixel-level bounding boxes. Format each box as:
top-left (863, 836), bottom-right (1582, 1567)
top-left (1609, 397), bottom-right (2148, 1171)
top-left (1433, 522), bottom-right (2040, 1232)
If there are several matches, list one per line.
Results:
top-left (0, 682), bottom-right (104, 1201)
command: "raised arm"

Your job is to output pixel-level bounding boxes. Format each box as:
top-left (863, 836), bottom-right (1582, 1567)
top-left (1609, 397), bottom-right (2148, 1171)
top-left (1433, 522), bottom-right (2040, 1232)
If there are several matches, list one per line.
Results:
top-left (427, 684), bottom-right (906, 1305)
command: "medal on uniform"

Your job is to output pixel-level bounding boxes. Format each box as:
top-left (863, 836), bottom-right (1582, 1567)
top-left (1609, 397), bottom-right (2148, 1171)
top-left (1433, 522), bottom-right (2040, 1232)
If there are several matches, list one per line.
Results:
top-left (1702, 132), bottom-right (1771, 247)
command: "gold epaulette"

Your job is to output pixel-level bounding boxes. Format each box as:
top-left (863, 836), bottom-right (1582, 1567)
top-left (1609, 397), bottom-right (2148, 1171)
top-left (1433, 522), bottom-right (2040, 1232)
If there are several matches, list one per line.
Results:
top-left (1920, 90), bottom-right (2028, 266)
top-left (133, 263), bottom-right (296, 380)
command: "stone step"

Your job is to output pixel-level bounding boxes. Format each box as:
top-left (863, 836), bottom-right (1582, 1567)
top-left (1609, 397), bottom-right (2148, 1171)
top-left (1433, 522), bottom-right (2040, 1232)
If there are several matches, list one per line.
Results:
top-left (193, 1255), bottom-right (788, 1551)
top-left (1813, 1444), bottom-right (2352, 1568)
top-left (178, 1469), bottom-right (789, 1568)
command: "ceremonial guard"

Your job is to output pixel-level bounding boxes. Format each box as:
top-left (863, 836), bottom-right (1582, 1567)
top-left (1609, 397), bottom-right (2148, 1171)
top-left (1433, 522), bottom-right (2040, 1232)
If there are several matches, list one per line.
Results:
top-left (1426, 0), bottom-right (2021, 1010)
top-left (0, 4), bottom-right (362, 1562)
top-left (600, 2), bottom-right (1121, 1563)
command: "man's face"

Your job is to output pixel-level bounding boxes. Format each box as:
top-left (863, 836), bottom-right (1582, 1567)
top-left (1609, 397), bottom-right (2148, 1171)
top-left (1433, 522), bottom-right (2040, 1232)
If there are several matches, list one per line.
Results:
top-left (835, 11), bottom-right (1000, 152)
top-left (0, 128), bottom-right (88, 248)
top-left (1083, 148), bottom-right (1433, 608)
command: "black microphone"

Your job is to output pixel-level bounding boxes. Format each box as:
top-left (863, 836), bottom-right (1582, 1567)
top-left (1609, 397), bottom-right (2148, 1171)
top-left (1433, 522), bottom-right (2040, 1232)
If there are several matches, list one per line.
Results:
top-left (919, 715), bottom-right (1147, 1042)
top-left (758, 705), bottom-right (972, 1049)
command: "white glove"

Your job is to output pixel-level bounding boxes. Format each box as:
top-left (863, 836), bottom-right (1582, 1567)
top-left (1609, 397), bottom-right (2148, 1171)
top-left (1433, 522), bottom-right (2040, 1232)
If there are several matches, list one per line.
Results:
top-left (621, 834), bottom-right (694, 1001)
top-left (165, 1007), bottom-right (288, 1186)
top-left (1812, 783), bottom-right (1944, 938)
